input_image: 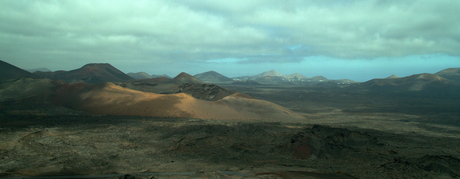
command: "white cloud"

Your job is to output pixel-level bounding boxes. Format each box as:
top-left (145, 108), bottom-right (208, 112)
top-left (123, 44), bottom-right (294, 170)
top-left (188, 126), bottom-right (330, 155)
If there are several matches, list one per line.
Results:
top-left (0, 0), bottom-right (459, 69)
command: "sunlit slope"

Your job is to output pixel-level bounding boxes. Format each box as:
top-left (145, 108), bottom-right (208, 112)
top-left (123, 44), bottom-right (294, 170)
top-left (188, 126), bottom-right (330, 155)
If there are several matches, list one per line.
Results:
top-left (127, 72), bottom-right (152, 80)
top-left (52, 82), bottom-right (304, 120)
top-left (436, 68), bottom-right (460, 83)
top-left (172, 72), bottom-right (204, 84)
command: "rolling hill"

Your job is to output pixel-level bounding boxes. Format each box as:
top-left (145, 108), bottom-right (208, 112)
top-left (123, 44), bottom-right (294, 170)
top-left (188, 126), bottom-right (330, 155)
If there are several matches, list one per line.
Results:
top-left (309, 76), bottom-right (328, 81)
top-left (385, 75), bottom-right (400, 79)
top-left (33, 63), bottom-right (133, 83)
top-left (173, 72), bottom-right (204, 84)
top-left (0, 77), bottom-right (304, 120)
top-left (151, 74), bottom-right (172, 79)
top-left (233, 70), bottom-right (329, 84)
top-left (0, 60), bottom-right (37, 82)
top-left (127, 72), bottom-right (152, 80)
top-left (194, 71), bottom-right (233, 83)
top-left (26, 67), bottom-right (51, 73)
top-left (284, 73), bottom-right (308, 80)
top-left (436, 68), bottom-right (460, 83)
top-left (50, 82), bottom-right (303, 120)
top-left (356, 73), bottom-right (459, 92)
top-left (233, 70), bottom-right (284, 81)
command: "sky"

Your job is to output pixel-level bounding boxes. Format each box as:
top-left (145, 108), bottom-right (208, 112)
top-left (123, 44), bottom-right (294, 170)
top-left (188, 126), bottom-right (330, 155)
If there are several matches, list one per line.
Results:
top-left (1, 0), bottom-right (460, 82)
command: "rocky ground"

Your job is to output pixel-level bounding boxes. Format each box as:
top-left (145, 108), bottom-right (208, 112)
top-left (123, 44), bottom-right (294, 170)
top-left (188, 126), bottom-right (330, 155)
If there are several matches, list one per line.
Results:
top-left (1, 83), bottom-right (460, 178)
top-left (1, 113), bottom-right (459, 179)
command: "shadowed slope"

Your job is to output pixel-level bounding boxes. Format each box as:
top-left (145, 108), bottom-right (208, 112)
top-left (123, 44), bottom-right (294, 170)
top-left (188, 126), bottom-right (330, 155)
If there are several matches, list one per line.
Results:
top-left (356, 73), bottom-right (459, 92)
top-left (436, 68), bottom-right (460, 83)
top-left (0, 60), bottom-right (36, 82)
top-left (34, 63), bottom-right (133, 83)
top-left (0, 77), bottom-right (53, 101)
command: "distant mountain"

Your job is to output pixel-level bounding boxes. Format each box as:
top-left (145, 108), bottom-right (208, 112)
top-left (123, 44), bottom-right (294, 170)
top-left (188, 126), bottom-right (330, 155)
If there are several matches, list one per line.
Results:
top-left (284, 73), bottom-right (308, 80)
top-left (435, 68), bottom-right (460, 83)
top-left (127, 72), bottom-right (152, 80)
top-left (357, 73), bottom-right (458, 92)
top-left (231, 80), bottom-right (260, 85)
top-left (34, 63), bottom-right (133, 83)
top-left (328, 79), bottom-right (360, 84)
top-left (46, 82), bottom-right (303, 120)
top-left (0, 60), bottom-right (37, 82)
top-left (255, 70), bottom-right (284, 78)
top-left (0, 77), bottom-right (53, 101)
top-left (309, 76), bottom-right (328, 82)
top-left (173, 72), bottom-right (204, 84)
top-left (33, 70), bottom-right (66, 80)
top-left (385, 75), bottom-right (400, 79)
top-left (254, 76), bottom-right (286, 83)
top-left (232, 70), bottom-right (333, 84)
top-left (194, 71), bottom-right (233, 83)
top-left (233, 70), bottom-right (286, 81)
top-left (151, 74), bottom-right (172, 79)
top-left (26, 67), bottom-right (51, 73)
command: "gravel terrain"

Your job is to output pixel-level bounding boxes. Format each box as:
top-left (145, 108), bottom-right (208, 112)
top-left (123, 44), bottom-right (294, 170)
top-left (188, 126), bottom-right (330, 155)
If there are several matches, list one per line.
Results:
top-left (1, 114), bottom-right (459, 178)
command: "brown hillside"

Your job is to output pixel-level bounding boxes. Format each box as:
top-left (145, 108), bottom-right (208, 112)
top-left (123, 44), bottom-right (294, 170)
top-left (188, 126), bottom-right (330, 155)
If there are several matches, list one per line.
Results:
top-left (46, 63), bottom-right (134, 83)
top-left (51, 82), bottom-right (303, 121)
top-left (436, 68), bottom-right (460, 83)
top-left (127, 72), bottom-right (152, 80)
top-left (358, 73), bottom-right (458, 91)
top-left (173, 72), bottom-right (204, 84)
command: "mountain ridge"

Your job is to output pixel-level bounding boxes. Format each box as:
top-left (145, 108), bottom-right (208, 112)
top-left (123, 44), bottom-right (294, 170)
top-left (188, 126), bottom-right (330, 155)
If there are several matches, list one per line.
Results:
top-left (0, 60), bottom-right (37, 82)
top-left (194, 71), bottom-right (234, 83)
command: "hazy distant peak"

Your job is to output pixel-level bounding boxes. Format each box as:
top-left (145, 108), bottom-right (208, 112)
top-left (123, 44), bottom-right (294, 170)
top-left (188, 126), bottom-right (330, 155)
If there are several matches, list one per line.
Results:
top-left (385, 74), bottom-right (400, 79)
top-left (26, 67), bottom-right (51, 73)
top-left (41, 63), bottom-right (134, 83)
top-left (151, 74), bottom-right (172, 79)
top-left (436, 68), bottom-right (460, 76)
top-left (127, 72), bottom-right (152, 80)
top-left (83, 63), bottom-right (111, 67)
top-left (196, 70), bottom-right (221, 75)
top-left (285, 73), bottom-right (308, 79)
top-left (258, 70), bottom-right (284, 77)
top-left (194, 70), bottom-right (233, 83)
top-left (174, 72), bottom-right (193, 78)
top-left (127, 72), bottom-right (150, 75)
top-left (173, 72), bottom-right (204, 84)
top-left (415, 73), bottom-right (446, 81)
top-left (310, 76), bottom-right (328, 80)
top-left (0, 60), bottom-right (37, 82)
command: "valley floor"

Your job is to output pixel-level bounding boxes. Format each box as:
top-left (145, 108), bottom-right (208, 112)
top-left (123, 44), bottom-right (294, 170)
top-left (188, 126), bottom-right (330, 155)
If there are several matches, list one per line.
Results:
top-left (1, 84), bottom-right (460, 178)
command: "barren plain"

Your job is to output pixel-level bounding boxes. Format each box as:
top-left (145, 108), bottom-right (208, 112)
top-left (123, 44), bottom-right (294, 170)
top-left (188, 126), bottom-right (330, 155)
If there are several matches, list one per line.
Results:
top-left (1, 83), bottom-right (460, 178)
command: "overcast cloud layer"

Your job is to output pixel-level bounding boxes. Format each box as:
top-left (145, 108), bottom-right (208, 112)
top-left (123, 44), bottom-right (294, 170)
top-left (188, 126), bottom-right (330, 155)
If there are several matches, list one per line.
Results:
top-left (1, 0), bottom-right (459, 79)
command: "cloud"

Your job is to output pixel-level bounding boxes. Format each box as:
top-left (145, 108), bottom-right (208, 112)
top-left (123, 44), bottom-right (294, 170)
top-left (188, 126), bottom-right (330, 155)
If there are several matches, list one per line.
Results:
top-left (0, 0), bottom-right (459, 69)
